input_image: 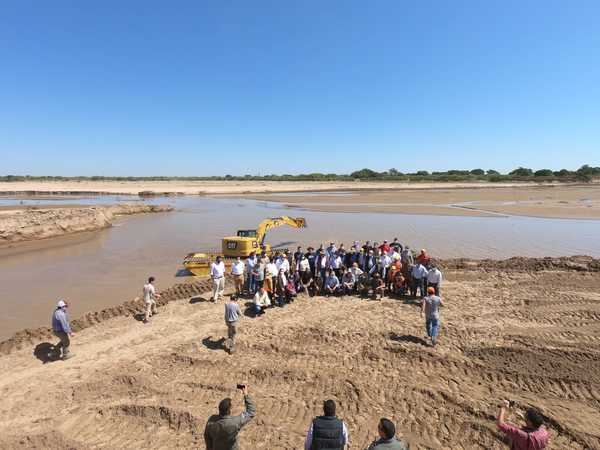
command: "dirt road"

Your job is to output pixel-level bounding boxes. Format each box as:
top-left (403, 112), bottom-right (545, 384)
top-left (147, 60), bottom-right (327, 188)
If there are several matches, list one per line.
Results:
top-left (0, 259), bottom-right (599, 449)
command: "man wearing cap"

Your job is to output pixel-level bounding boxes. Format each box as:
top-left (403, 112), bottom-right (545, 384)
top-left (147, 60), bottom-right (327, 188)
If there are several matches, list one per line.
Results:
top-left (52, 300), bottom-right (74, 360)
top-left (366, 418), bottom-right (410, 450)
top-left (421, 287), bottom-right (444, 347)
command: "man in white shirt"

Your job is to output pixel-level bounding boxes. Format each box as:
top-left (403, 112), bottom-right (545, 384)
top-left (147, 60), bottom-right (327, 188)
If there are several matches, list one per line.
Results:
top-left (264, 258), bottom-right (278, 296)
top-left (253, 287), bottom-right (271, 315)
top-left (211, 256), bottom-right (226, 302)
top-left (275, 253), bottom-right (290, 274)
top-left (426, 265), bottom-right (443, 296)
top-left (143, 276), bottom-right (161, 323)
top-left (231, 256), bottom-right (245, 297)
top-left (379, 253), bottom-right (392, 282)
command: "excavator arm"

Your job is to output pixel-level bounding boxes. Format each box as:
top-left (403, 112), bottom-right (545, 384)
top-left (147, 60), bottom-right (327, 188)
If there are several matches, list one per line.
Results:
top-left (256, 216), bottom-right (307, 246)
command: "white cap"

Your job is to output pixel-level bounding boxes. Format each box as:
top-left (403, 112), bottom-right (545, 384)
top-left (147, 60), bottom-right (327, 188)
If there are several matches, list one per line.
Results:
top-left (57, 300), bottom-right (67, 308)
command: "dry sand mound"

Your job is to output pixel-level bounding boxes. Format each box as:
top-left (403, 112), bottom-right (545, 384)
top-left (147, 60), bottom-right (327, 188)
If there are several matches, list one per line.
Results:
top-left (0, 259), bottom-right (599, 449)
top-left (0, 203), bottom-right (172, 244)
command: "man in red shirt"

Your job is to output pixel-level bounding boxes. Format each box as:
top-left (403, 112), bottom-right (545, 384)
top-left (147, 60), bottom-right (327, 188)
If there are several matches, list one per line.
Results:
top-left (496, 400), bottom-right (549, 449)
top-left (378, 240), bottom-right (391, 255)
top-left (417, 249), bottom-right (431, 267)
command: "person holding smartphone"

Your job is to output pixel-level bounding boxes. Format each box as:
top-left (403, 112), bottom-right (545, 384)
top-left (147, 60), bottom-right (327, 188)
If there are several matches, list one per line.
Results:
top-left (204, 384), bottom-right (256, 450)
top-left (496, 400), bottom-right (548, 449)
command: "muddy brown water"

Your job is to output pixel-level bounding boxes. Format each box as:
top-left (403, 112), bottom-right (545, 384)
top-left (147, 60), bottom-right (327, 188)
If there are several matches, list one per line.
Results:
top-left (1, 196), bottom-right (599, 339)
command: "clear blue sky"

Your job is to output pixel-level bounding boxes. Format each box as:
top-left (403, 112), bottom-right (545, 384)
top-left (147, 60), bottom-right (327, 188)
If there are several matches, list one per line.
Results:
top-left (1, 1), bottom-right (599, 176)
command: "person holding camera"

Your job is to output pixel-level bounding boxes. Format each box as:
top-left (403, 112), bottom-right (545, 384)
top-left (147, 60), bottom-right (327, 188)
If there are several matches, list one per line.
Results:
top-left (496, 400), bottom-right (548, 449)
top-left (204, 384), bottom-right (256, 450)
top-left (304, 399), bottom-right (349, 450)
top-left (365, 418), bottom-right (410, 450)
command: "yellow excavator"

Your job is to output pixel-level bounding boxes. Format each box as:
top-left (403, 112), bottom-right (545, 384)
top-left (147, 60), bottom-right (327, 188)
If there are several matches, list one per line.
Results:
top-left (183, 216), bottom-right (307, 276)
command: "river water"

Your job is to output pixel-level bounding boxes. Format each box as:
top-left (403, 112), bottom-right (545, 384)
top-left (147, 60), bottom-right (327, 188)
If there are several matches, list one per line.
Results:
top-left (1, 195), bottom-right (599, 339)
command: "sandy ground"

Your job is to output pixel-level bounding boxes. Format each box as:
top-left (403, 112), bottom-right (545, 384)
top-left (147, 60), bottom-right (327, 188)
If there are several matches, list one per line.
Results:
top-left (0, 204), bottom-right (172, 244)
top-left (247, 185), bottom-right (600, 219)
top-left (0, 179), bottom-right (576, 196)
top-left (0, 258), bottom-right (599, 449)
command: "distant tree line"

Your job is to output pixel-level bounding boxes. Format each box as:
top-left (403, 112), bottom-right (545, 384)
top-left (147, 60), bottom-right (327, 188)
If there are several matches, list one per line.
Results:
top-left (1, 165), bottom-right (599, 183)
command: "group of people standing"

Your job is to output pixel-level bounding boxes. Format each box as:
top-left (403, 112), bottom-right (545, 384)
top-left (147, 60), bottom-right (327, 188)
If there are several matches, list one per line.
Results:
top-left (209, 239), bottom-right (445, 346)
top-left (213, 239), bottom-right (443, 302)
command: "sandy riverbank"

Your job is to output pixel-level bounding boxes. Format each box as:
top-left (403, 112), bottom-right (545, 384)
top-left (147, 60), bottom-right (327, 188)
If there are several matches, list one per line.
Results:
top-left (0, 257), bottom-right (599, 449)
top-left (0, 179), bottom-right (581, 196)
top-left (0, 204), bottom-right (172, 245)
top-left (246, 184), bottom-right (600, 219)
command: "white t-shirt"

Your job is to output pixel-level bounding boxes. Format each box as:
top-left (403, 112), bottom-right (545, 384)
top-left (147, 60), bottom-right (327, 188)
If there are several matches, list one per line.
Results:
top-left (276, 258), bottom-right (290, 273)
top-left (143, 283), bottom-right (156, 304)
top-left (211, 261), bottom-right (225, 278)
top-left (231, 261), bottom-right (245, 276)
top-left (266, 263), bottom-right (278, 277)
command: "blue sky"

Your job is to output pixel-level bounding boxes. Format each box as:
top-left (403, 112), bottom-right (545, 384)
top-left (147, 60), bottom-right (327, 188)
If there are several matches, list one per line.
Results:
top-left (1, 1), bottom-right (599, 176)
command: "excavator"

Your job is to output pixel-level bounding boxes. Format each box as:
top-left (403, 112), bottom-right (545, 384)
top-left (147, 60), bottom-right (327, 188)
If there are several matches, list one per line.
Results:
top-left (182, 216), bottom-right (307, 276)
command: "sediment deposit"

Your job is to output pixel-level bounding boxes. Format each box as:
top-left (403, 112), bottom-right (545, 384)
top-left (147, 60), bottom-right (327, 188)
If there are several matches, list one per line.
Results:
top-left (0, 203), bottom-right (173, 244)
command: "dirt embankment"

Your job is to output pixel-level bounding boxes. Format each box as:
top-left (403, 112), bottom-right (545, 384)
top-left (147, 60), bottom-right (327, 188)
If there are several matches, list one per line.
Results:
top-left (1, 256), bottom-right (600, 449)
top-left (0, 275), bottom-right (231, 355)
top-left (0, 204), bottom-right (173, 244)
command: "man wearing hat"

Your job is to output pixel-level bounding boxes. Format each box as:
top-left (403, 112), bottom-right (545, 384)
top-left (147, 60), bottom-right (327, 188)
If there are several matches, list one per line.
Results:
top-left (52, 300), bottom-right (74, 360)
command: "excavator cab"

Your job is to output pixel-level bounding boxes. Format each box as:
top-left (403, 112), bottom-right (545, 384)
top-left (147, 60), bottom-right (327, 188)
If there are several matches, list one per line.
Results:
top-left (221, 236), bottom-right (261, 257)
top-left (236, 230), bottom-right (257, 238)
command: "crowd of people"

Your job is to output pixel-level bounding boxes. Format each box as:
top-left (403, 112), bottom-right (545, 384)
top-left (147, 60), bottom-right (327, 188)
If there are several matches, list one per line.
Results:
top-left (210, 239), bottom-right (445, 347)
top-left (47, 238), bottom-right (549, 449)
top-left (203, 388), bottom-right (549, 450)
top-left (211, 239), bottom-right (442, 303)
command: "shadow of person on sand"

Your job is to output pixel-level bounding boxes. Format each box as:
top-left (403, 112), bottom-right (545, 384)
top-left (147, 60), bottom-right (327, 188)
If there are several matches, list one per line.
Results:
top-left (189, 296), bottom-right (211, 304)
top-left (243, 301), bottom-right (258, 318)
top-left (202, 336), bottom-right (225, 351)
top-left (33, 342), bottom-right (62, 364)
top-left (389, 332), bottom-right (429, 347)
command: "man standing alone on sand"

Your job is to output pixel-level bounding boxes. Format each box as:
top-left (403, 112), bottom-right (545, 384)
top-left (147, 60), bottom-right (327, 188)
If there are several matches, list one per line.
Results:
top-left (143, 276), bottom-right (161, 323)
top-left (211, 256), bottom-right (226, 302)
top-left (421, 287), bottom-right (444, 346)
top-left (224, 295), bottom-right (242, 354)
top-left (52, 300), bottom-right (74, 360)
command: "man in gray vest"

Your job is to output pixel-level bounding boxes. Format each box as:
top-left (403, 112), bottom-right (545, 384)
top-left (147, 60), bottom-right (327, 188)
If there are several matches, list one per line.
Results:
top-left (304, 399), bottom-right (349, 450)
top-left (365, 418), bottom-right (410, 449)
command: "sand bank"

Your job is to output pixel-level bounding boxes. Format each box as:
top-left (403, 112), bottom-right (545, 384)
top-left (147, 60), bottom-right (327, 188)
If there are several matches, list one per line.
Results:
top-left (247, 184), bottom-right (600, 219)
top-left (0, 179), bottom-right (577, 196)
top-left (0, 257), bottom-right (598, 449)
top-left (0, 203), bottom-right (172, 245)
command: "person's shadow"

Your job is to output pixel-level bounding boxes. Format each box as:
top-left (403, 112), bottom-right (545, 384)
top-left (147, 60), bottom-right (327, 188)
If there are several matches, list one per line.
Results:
top-left (189, 295), bottom-right (211, 305)
top-left (202, 336), bottom-right (225, 351)
top-left (389, 332), bottom-right (429, 346)
top-left (33, 342), bottom-right (62, 363)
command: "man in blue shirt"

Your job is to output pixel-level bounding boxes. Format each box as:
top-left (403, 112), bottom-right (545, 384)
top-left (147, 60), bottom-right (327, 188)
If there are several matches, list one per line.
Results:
top-left (52, 299), bottom-right (74, 360)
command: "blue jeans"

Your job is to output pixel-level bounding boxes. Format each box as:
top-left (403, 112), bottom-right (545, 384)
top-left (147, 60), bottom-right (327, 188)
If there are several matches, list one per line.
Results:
top-left (426, 317), bottom-right (440, 343)
top-left (247, 274), bottom-right (256, 294)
